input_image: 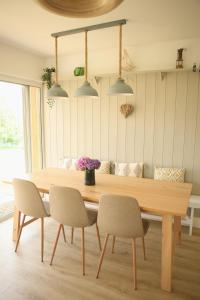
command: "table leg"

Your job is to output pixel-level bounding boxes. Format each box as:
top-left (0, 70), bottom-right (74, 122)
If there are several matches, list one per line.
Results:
top-left (161, 215), bottom-right (173, 292)
top-left (174, 216), bottom-right (182, 245)
top-left (13, 206), bottom-right (21, 241)
top-left (189, 208), bottom-right (194, 236)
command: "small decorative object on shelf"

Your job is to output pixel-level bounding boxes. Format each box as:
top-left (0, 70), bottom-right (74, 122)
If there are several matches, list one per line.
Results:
top-left (120, 103), bottom-right (133, 118)
top-left (74, 67), bottom-right (84, 76)
top-left (192, 63), bottom-right (197, 72)
top-left (176, 48), bottom-right (184, 69)
top-left (77, 157), bottom-right (101, 186)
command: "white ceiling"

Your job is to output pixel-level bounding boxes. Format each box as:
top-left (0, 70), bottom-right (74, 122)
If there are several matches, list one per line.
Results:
top-left (0, 0), bottom-right (200, 58)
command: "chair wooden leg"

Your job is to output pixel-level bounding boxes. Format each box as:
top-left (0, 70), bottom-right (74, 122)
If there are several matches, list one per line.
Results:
top-left (50, 224), bottom-right (62, 266)
top-left (132, 239), bottom-right (137, 290)
top-left (41, 218), bottom-right (44, 262)
top-left (112, 236), bottom-right (116, 254)
top-left (15, 214), bottom-right (26, 252)
top-left (95, 224), bottom-right (102, 251)
top-left (96, 234), bottom-right (109, 279)
top-left (61, 224), bottom-right (66, 243)
top-left (81, 227), bottom-right (85, 275)
top-left (142, 237), bottom-right (146, 260)
top-left (71, 227), bottom-right (74, 244)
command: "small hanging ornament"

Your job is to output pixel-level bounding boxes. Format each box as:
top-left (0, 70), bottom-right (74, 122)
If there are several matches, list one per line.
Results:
top-left (120, 104), bottom-right (133, 118)
top-left (176, 48), bottom-right (185, 69)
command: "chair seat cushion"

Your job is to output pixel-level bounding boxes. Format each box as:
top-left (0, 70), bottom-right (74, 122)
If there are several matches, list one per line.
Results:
top-left (142, 219), bottom-right (150, 235)
top-left (86, 207), bottom-right (97, 226)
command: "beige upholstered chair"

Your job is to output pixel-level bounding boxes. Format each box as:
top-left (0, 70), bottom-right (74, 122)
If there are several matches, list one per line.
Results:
top-left (49, 186), bottom-right (102, 275)
top-left (96, 194), bottom-right (149, 289)
top-left (13, 178), bottom-right (62, 262)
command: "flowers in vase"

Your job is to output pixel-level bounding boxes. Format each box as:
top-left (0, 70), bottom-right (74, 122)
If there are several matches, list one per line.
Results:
top-left (77, 157), bottom-right (101, 171)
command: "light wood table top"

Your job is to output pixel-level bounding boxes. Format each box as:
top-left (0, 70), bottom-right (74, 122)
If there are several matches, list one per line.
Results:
top-left (5, 167), bottom-right (192, 216)
top-left (3, 167), bottom-right (193, 293)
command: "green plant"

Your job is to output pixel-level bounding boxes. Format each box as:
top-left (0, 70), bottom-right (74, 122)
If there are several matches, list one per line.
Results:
top-left (41, 67), bottom-right (55, 89)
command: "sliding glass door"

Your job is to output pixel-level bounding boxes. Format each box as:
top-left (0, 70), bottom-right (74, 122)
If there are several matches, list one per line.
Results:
top-left (0, 81), bottom-right (26, 178)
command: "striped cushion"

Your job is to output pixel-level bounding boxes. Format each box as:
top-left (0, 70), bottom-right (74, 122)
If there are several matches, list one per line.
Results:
top-left (154, 167), bottom-right (185, 183)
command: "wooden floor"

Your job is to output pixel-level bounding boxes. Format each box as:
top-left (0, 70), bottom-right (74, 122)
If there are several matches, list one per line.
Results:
top-left (0, 218), bottom-right (199, 300)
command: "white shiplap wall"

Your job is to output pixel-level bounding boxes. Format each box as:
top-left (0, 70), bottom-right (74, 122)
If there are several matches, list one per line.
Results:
top-left (44, 71), bottom-right (200, 194)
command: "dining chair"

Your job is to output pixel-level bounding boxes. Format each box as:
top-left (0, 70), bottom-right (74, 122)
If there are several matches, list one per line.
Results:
top-left (49, 186), bottom-right (102, 275)
top-left (13, 178), bottom-right (66, 262)
top-left (96, 194), bottom-right (149, 289)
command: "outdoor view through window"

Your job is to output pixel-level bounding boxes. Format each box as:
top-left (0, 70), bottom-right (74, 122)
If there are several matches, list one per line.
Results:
top-left (0, 81), bottom-right (25, 179)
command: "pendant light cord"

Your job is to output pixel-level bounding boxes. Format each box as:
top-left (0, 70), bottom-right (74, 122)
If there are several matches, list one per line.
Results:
top-left (55, 37), bottom-right (58, 84)
top-left (119, 24), bottom-right (122, 79)
top-left (85, 30), bottom-right (88, 81)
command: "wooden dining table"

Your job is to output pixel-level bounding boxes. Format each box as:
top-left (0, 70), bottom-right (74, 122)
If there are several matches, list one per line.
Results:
top-left (5, 168), bottom-right (192, 293)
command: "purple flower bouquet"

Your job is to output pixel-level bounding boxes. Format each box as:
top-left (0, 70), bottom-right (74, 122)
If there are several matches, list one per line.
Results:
top-left (77, 157), bottom-right (101, 185)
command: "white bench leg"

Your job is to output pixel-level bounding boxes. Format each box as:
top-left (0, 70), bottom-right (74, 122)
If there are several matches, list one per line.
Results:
top-left (189, 207), bottom-right (194, 236)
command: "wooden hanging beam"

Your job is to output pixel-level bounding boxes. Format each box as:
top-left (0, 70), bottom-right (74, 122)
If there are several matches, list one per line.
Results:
top-left (51, 19), bottom-right (127, 38)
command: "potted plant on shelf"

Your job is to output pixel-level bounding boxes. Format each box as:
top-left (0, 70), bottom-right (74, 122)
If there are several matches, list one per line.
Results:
top-left (77, 157), bottom-right (101, 186)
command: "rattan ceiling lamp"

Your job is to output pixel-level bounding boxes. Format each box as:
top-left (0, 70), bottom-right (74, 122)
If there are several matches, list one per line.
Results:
top-left (47, 37), bottom-right (68, 99)
top-left (36, 0), bottom-right (124, 18)
top-left (74, 31), bottom-right (98, 98)
top-left (108, 24), bottom-right (133, 96)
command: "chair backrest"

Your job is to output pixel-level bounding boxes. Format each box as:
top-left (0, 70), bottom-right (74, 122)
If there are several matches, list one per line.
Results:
top-left (49, 186), bottom-right (89, 227)
top-left (98, 194), bottom-right (144, 238)
top-left (13, 178), bottom-right (48, 218)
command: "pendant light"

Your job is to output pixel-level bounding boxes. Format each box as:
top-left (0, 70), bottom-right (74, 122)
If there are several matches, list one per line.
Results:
top-left (47, 37), bottom-right (68, 99)
top-left (108, 24), bottom-right (133, 96)
top-left (75, 31), bottom-right (98, 98)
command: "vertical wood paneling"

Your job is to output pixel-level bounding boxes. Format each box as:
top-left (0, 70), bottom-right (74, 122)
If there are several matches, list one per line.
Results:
top-left (143, 73), bottom-right (156, 178)
top-left (125, 75), bottom-right (136, 162)
top-left (70, 80), bottom-right (78, 158)
top-left (100, 78), bottom-right (109, 160)
top-left (134, 74), bottom-right (146, 162)
top-left (116, 94), bottom-right (127, 162)
top-left (63, 81), bottom-right (71, 158)
top-left (172, 72), bottom-right (188, 167)
top-left (152, 73), bottom-right (166, 168)
top-left (108, 77), bottom-right (118, 161)
top-left (192, 74), bottom-right (200, 193)
top-left (183, 73), bottom-right (199, 183)
top-left (56, 99), bottom-right (64, 165)
top-left (85, 96), bottom-right (93, 157)
top-left (77, 83), bottom-right (85, 157)
top-left (44, 71), bottom-right (200, 194)
top-left (92, 86), bottom-right (101, 159)
top-left (162, 72), bottom-right (176, 166)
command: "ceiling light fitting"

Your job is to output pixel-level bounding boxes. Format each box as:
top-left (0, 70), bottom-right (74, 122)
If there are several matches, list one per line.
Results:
top-left (47, 37), bottom-right (68, 99)
top-left (108, 24), bottom-right (133, 96)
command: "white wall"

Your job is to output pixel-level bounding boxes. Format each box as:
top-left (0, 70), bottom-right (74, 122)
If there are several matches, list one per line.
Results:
top-left (45, 37), bottom-right (200, 79)
top-left (0, 42), bottom-right (44, 85)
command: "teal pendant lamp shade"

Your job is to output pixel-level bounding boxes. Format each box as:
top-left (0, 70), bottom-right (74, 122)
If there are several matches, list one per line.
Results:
top-left (75, 80), bottom-right (98, 97)
top-left (108, 78), bottom-right (133, 96)
top-left (48, 37), bottom-right (68, 99)
top-left (75, 31), bottom-right (98, 98)
top-left (108, 24), bottom-right (133, 96)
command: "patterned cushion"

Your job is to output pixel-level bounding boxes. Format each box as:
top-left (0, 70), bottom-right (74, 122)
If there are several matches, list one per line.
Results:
top-left (115, 162), bottom-right (143, 177)
top-left (96, 161), bottom-right (110, 174)
top-left (128, 162), bottom-right (143, 178)
top-left (154, 167), bottom-right (185, 183)
top-left (115, 162), bottom-right (128, 176)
